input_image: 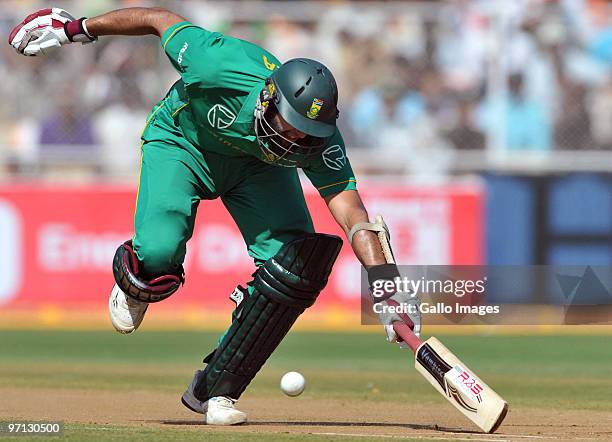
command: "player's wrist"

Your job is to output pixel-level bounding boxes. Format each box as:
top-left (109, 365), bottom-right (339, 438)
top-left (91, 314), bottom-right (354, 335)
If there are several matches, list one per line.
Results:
top-left (366, 264), bottom-right (401, 296)
top-left (64, 18), bottom-right (97, 43)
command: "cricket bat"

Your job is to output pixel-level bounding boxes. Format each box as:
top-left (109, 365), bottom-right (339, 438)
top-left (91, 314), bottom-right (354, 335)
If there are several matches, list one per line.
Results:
top-left (394, 322), bottom-right (509, 433)
top-left (370, 215), bottom-right (508, 433)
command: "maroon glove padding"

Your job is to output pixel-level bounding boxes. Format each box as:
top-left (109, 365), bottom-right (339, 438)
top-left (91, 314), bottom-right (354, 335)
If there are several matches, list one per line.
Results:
top-left (64, 18), bottom-right (96, 43)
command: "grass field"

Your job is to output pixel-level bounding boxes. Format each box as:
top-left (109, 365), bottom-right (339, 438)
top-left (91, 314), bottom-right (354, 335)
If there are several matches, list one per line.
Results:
top-left (1, 331), bottom-right (612, 441)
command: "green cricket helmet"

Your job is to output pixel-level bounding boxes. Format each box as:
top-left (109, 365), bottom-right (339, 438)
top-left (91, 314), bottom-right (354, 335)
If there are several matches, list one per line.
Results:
top-left (254, 58), bottom-right (339, 167)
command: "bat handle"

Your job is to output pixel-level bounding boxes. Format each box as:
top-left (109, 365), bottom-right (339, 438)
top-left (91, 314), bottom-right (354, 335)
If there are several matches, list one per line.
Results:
top-left (393, 322), bottom-right (423, 353)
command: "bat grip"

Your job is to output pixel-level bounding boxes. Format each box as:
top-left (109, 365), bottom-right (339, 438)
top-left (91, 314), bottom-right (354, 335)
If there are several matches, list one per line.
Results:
top-left (393, 322), bottom-right (423, 353)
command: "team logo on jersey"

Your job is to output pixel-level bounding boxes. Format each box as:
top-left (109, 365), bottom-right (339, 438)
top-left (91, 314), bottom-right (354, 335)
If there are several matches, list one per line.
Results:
top-left (307, 98), bottom-right (324, 120)
top-left (207, 104), bottom-right (236, 129)
top-left (263, 55), bottom-right (277, 71)
top-left (322, 144), bottom-right (346, 171)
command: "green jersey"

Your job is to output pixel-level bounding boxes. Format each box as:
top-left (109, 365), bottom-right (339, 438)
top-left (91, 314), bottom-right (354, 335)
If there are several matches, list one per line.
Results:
top-left (155, 22), bottom-right (356, 197)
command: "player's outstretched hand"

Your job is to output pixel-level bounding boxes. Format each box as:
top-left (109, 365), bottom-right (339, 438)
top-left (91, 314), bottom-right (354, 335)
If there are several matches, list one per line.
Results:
top-left (8, 8), bottom-right (96, 56)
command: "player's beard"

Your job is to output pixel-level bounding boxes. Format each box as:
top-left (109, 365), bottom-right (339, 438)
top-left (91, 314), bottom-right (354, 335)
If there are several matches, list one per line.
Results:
top-left (255, 104), bottom-right (327, 166)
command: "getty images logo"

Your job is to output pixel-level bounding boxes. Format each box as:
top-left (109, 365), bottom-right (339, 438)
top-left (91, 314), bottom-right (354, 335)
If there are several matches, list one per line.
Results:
top-left (0, 201), bottom-right (22, 305)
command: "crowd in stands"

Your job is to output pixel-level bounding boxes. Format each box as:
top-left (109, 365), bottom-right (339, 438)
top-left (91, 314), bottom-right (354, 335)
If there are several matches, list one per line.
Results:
top-left (0, 0), bottom-right (610, 178)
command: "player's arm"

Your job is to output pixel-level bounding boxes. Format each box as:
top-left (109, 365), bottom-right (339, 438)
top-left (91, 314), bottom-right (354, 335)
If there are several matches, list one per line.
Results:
top-left (324, 189), bottom-right (386, 267)
top-left (86, 8), bottom-right (185, 38)
top-left (8, 7), bottom-right (186, 56)
top-left (325, 189), bottom-right (421, 339)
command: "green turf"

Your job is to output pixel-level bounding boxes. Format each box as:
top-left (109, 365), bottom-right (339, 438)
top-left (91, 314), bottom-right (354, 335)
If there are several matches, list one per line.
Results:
top-left (1, 423), bottom-right (454, 442)
top-left (1, 331), bottom-right (611, 409)
top-left (1, 331), bottom-right (611, 440)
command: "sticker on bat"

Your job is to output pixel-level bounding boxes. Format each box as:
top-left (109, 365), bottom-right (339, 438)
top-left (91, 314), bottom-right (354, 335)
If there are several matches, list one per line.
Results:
top-left (447, 365), bottom-right (484, 404)
top-left (416, 343), bottom-right (452, 390)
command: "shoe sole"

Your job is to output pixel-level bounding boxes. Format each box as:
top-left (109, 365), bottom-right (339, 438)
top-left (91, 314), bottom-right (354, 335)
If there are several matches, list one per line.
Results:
top-left (206, 419), bottom-right (247, 426)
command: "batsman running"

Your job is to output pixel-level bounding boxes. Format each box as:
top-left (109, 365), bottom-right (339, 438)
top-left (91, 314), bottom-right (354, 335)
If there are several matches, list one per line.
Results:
top-left (9, 7), bottom-right (420, 425)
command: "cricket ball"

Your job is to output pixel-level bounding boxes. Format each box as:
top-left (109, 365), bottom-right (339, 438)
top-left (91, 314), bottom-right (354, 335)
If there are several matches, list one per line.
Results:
top-left (280, 371), bottom-right (305, 397)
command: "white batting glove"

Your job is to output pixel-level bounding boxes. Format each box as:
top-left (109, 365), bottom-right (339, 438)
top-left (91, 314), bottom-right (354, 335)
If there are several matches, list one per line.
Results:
top-left (8, 8), bottom-right (96, 57)
top-left (376, 292), bottom-right (421, 347)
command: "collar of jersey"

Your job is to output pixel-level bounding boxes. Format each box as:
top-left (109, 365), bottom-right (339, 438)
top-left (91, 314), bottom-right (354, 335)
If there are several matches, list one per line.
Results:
top-left (235, 81), bottom-right (264, 134)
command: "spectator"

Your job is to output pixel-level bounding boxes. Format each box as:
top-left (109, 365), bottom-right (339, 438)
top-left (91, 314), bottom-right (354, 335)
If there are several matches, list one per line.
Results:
top-left (555, 80), bottom-right (595, 149)
top-left (2, 0), bottom-right (611, 178)
top-left (93, 83), bottom-right (149, 178)
top-left (589, 76), bottom-right (612, 149)
top-left (39, 94), bottom-right (95, 148)
top-left (263, 14), bottom-right (318, 62)
top-left (445, 96), bottom-right (486, 150)
top-left (477, 73), bottom-right (552, 151)
top-left (348, 84), bottom-right (425, 148)
top-left (37, 90), bottom-right (97, 173)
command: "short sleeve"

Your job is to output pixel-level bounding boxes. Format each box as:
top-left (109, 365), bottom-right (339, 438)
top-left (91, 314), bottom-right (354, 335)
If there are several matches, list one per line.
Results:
top-left (161, 22), bottom-right (220, 86)
top-left (303, 130), bottom-right (357, 197)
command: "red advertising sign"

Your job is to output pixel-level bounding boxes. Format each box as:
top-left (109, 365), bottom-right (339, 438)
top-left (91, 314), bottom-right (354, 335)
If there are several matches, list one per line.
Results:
top-left (0, 181), bottom-right (483, 314)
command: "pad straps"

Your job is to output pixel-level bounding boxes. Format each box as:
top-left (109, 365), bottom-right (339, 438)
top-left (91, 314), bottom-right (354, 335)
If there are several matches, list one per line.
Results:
top-left (348, 215), bottom-right (394, 263)
top-left (348, 222), bottom-right (386, 244)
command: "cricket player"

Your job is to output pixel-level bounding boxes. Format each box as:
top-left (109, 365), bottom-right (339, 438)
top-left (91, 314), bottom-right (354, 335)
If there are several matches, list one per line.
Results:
top-left (9, 6), bottom-right (420, 425)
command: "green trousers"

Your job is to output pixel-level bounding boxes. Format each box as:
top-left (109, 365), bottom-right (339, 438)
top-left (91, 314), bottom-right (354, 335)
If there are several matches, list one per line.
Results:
top-left (133, 103), bottom-right (314, 278)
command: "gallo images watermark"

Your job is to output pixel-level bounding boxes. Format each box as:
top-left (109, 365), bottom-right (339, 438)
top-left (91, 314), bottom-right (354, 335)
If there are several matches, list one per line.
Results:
top-left (360, 265), bottom-right (612, 326)
top-left (369, 274), bottom-right (499, 317)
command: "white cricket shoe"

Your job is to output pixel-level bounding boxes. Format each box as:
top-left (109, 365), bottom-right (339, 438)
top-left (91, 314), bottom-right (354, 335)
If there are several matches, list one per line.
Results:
top-left (181, 371), bottom-right (246, 425)
top-left (206, 396), bottom-right (247, 425)
top-left (108, 284), bottom-right (148, 334)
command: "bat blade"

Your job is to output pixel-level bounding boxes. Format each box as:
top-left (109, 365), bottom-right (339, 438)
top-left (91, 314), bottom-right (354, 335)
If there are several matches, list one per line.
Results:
top-left (414, 337), bottom-right (508, 433)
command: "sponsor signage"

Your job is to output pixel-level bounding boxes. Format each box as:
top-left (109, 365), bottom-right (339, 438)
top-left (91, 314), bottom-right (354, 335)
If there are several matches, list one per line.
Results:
top-left (0, 182), bottom-right (482, 310)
